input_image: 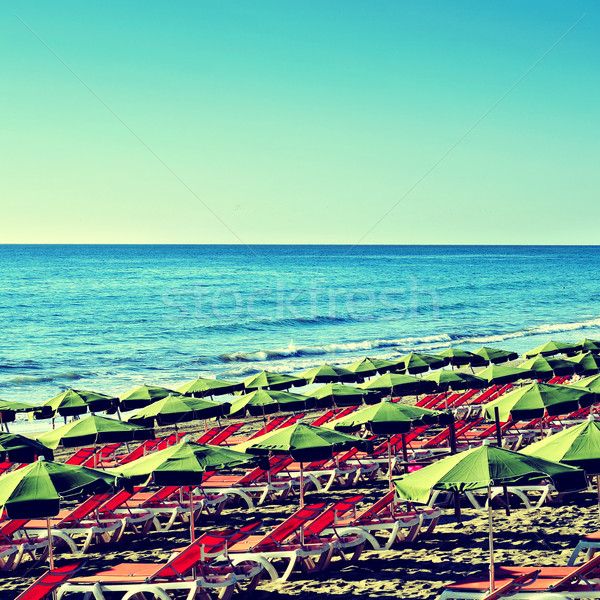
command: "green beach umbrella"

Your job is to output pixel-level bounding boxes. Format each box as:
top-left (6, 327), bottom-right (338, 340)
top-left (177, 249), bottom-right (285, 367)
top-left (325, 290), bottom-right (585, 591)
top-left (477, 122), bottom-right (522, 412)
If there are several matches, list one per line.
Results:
top-left (114, 439), bottom-right (261, 541)
top-left (0, 433), bottom-right (54, 463)
top-left (568, 352), bottom-right (600, 376)
top-left (359, 372), bottom-right (435, 396)
top-left (0, 399), bottom-right (36, 431)
top-left (437, 347), bottom-right (486, 368)
top-left (36, 389), bottom-right (116, 419)
top-left (176, 377), bottom-right (244, 398)
top-left (423, 370), bottom-right (486, 391)
top-left (127, 394), bottom-right (226, 428)
top-left (243, 371), bottom-right (306, 391)
top-left (572, 339), bottom-right (600, 354)
top-left (234, 422), bottom-right (372, 506)
top-left (306, 383), bottom-right (371, 408)
top-left (576, 374), bottom-right (600, 393)
top-left (118, 384), bottom-right (176, 412)
top-left (227, 389), bottom-right (315, 419)
top-left (523, 340), bottom-right (576, 359)
top-left (301, 364), bottom-right (357, 384)
top-left (393, 444), bottom-right (587, 594)
top-left (346, 357), bottom-right (395, 378)
top-left (474, 347), bottom-right (519, 365)
top-left (519, 355), bottom-right (580, 379)
top-left (391, 352), bottom-right (448, 374)
top-left (484, 382), bottom-right (594, 422)
top-left (521, 417), bottom-right (600, 476)
top-left (476, 364), bottom-right (532, 386)
top-left (37, 414), bottom-right (155, 450)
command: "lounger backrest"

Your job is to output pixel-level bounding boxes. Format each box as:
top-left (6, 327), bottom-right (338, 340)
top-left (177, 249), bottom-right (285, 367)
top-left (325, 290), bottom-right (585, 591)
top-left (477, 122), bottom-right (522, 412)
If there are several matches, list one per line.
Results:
top-left (14, 561), bottom-right (83, 600)
top-left (358, 491), bottom-right (395, 522)
top-left (0, 518), bottom-right (30, 539)
top-left (58, 495), bottom-right (109, 526)
top-left (97, 489), bottom-right (133, 514)
top-left (151, 538), bottom-right (223, 580)
top-left (255, 503), bottom-right (327, 549)
top-left (550, 553), bottom-right (600, 591)
top-left (311, 409), bottom-right (336, 427)
top-left (196, 427), bottom-right (222, 444)
top-left (65, 447), bottom-right (96, 466)
top-left (304, 495), bottom-right (364, 536)
top-left (209, 424), bottom-right (243, 445)
top-left (142, 486), bottom-right (180, 505)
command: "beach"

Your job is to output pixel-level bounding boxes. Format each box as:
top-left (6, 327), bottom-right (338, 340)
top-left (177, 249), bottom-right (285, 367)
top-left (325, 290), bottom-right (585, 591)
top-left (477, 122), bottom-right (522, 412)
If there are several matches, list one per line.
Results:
top-left (3, 414), bottom-right (599, 600)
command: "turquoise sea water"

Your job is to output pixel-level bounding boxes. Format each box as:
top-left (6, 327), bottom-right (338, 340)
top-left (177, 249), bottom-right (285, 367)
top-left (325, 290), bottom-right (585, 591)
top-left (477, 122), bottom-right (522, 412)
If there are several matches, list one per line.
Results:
top-left (1, 245), bottom-right (600, 429)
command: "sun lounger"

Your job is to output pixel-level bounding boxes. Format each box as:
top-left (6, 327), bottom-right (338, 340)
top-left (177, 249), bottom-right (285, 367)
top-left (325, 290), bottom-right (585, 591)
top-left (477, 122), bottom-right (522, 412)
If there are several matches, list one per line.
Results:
top-left (16, 561), bottom-right (83, 600)
top-left (0, 518), bottom-right (50, 571)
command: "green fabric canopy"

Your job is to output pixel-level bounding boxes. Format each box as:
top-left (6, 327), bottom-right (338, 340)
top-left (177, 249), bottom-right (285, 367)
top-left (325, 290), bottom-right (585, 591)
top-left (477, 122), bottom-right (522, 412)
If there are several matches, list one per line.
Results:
top-left (36, 389), bottom-right (116, 419)
top-left (346, 357), bottom-right (395, 377)
top-left (521, 419), bottom-right (600, 475)
top-left (118, 384), bottom-right (176, 412)
top-left (227, 389), bottom-right (315, 418)
top-left (484, 382), bottom-right (594, 422)
top-left (127, 394), bottom-right (226, 428)
top-left (243, 371), bottom-right (306, 391)
top-left (519, 355), bottom-right (579, 379)
top-left (37, 415), bottom-right (155, 450)
top-left (113, 439), bottom-right (261, 486)
top-left (391, 352), bottom-right (448, 374)
top-left (393, 444), bottom-right (587, 504)
top-left (523, 340), bottom-right (576, 359)
top-left (576, 374), bottom-right (600, 393)
top-left (301, 364), bottom-right (357, 384)
top-left (568, 352), bottom-right (600, 376)
top-left (0, 459), bottom-right (123, 519)
top-left (437, 347), bottom-right (486, 367)
top-left (476, 364), bottom-right (532, 385)
top-left (306, 383), bottom-right (371, 407)
top-left (573, 339), bottom-right (600, 354)
top-left (474, 347), bottom-right (519, 365)
top-left (233, 422), bottom-right (372, 462)
top-left (423, 370), bottom-right (486, 391)
top-left (326, 400), bottom-right (440, 435)
top-left (176, 377), bottom-right (244, 397)
top-left (0, 433), bottom-right (54, 463)
top-left (359, 372), bottom-right (434, 396)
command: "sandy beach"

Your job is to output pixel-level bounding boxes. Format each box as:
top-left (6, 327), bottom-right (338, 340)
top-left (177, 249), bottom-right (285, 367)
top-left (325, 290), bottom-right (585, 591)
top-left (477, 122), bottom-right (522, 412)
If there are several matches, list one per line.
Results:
top-left (4, 411), bottom-right (600, 600)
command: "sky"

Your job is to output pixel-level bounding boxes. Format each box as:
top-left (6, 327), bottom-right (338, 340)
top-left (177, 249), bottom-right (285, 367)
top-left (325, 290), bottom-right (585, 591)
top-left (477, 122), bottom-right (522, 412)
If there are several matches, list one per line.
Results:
top-left (1, 1), bottom-right (598, 244)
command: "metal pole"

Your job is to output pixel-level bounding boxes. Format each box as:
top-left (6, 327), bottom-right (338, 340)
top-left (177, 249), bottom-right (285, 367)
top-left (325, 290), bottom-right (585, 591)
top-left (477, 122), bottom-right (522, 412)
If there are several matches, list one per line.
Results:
top-left (189, 485), bottom-right (195, 543)
top-left (488, 482), bottom-right (495, 594)
top-left (388, 435), bottom-right (393, 491)
top-left (300, 462), bottom-right (305, 508)
top-left (494, 407), bottom-right (502, 447)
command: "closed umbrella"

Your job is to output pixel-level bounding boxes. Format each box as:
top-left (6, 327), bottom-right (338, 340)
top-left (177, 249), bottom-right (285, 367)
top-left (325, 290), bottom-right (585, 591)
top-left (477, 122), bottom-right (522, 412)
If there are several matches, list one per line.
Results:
top-left (243, 371), bottom-right (306, 391)
top-left (474, 347), bottom-right (519, 365)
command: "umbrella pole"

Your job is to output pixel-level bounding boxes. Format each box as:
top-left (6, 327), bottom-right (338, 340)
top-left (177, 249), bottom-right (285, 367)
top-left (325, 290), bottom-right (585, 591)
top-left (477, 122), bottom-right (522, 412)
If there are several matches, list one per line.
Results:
top-left (388, 435), bottom-right (393, 491)
top-left (401, 433), bottom-right (408, 473)
top-left (300, 461), bottom-right (305, 507)
top-left (47, 517), bottom-right (54, 570)
top-left (597, 475), bottom-right (600, 523)
top-left (488, 483), bottom-right (495, 594)
top-left (189, 485), bottom-right (195, 543)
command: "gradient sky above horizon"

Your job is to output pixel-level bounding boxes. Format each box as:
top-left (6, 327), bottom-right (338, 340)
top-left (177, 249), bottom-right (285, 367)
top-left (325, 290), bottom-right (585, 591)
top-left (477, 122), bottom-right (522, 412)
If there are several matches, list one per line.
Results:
top-left (2, 1), bottom-right (598, 245)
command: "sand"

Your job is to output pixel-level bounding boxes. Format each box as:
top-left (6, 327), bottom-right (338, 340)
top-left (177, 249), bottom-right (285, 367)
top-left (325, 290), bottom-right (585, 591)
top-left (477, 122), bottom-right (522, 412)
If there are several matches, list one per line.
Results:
top-left (2, 413), bottom-right (599, 600)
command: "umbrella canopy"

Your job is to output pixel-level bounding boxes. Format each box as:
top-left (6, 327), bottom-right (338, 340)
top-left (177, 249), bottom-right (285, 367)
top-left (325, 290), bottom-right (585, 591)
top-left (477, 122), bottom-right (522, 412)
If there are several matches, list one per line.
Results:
top-left (326, 400), bottom-right (441, 435)
top-left (484, 382), bottom-right (594, 422)
top-left (0, 399), bottom-right (36, 429)
top-left (437, 347), bottom-right (486, 367)
top-left (0, 433), bottom-right (54, 463)
top-left (346, 357), bottom-right (395, 378)
top-left (391, 352), bottom-right (448, 374)
top-left (126, 394), bottom-right (226, 428)
top-left (233, 422), bottom-right (372, 462)
top-left (227, 389), bottom-right (315, 418)
top-left (359, 372), bottom-right (435, 396)
top-left (474, 347), bottom-right (519, 365)
top-left (423, 370), bottom-right (486, 391)
top-left (523, 340), bottom-right (576, 359)
top-left (37, 415), bottom-right (155, 450)
top-left (0, 459), bottom-right (123, 519)
top-left (301, 364), bottom-right (357, 384)
top-left (393, 444), bottom-right (587, 504)
top-left (519, 355), bottom-right (580, 379)
top-left (113, 439), bottom-right (261, 486)
top-left (476, 364), bottom-right (532, 386)
top-left (243, 371), bottom-right (306, 391)
top-left (36, 389), bottom-right (116, 419)
top-left (576, 374), bottom-right (600, 394)
top-left (118, 384), bottom-right (176, 412)
top-left (521, 418), bottom-right (600, 476)
top-left (572, 339), bottom-right (600, 354)
top-left (176, 377), bottom-right (244, 397)
top-left (568, 352), bottom-right (600, 376)
top-left (306, 383), bottom-right (371, 408)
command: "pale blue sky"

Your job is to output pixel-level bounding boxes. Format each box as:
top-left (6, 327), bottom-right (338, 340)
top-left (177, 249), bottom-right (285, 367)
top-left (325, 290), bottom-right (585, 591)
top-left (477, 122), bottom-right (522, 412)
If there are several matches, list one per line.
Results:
top-left (2, 1), bottom-right (598, 244)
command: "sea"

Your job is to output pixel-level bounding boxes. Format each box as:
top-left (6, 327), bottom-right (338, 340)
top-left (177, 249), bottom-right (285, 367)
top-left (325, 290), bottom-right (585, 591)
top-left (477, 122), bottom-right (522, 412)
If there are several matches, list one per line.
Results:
top-left (2, 245), bottom-right (600, 433)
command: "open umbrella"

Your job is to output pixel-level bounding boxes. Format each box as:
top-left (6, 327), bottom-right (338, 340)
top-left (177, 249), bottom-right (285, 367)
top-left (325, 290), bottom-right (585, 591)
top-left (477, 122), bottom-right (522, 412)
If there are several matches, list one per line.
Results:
top-left (117, 384), bottom-right (176, 412)
top-left (576, 374), bottom-right (600, 393)
top-left (37, 415), bottom-right (155, 450)
top-left (572, 339), bottom-right (600, 354)
top-left (113, 439), bottom-right (261, 541)
top-left (36, 389), bottom-right (116, 420)
top-left (393, 444), bottom-right (587, 594)
top-left (423, 370), bottom-right (486, 392)
top-left (243, 371), bottom-right (306, 391)
top-left (391, 352), bottom-right (448, 374)
top-left (474, 347), bottom-right (519, 365)
top-left (306, 383), bottom-right (371, 408)
top-left (126, 394), bottom-right (226, 429)
top-left (359, 373), bottom-right (434, 397)
top-left (301, 364), bottom-right (357, 384)
top-left (0, 399), bottom-right (36, 432)
top-left (568, 353), bottom-right (600, 376)
top-left (484, 382), bottom-right (594, 422)
top-left (476, 364), bottom-right (532, 386)
top-left (234, 423), bottom-right (372, 506)
top-left (0, 433), bottom-right (54, 463)
top-left (519, 355), bottom-right (580, 379)
top-left (176, 377), bottom-right (244, 398)
top-left (523, 340), bottom-right (576, 359)
top-left (0, 459), bottom-right (124, 570)
top-left (326, 400), bottom-right (441, 489)
top-left (437, 347), bottom-right (486, 368)
top-left (346, 357), bottom-right (395, 378)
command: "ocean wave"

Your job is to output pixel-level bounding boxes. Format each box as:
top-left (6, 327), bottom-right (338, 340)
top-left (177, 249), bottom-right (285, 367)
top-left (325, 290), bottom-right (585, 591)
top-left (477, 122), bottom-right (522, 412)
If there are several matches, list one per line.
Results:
top-left (7, 371), bottom-right (88, 385)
